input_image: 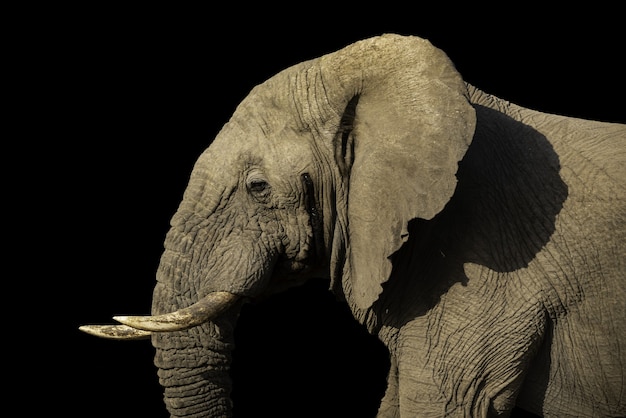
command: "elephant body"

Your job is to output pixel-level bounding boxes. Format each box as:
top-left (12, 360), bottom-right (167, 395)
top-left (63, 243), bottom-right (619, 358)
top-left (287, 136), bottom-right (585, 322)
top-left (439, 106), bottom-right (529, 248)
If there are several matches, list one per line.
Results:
top-left (370, 86), bottom-right (625, 417)
top-left (81, 34), bottom-right (625, 417)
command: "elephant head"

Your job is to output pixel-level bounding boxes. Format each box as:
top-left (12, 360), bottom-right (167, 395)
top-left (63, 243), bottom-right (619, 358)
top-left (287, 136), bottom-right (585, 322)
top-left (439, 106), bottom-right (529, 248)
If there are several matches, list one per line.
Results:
top-left (81, 34), bottom-right (476, 416)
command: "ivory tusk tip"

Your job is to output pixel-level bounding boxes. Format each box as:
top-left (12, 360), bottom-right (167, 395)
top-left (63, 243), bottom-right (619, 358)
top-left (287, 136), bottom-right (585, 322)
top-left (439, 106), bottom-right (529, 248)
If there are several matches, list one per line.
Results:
top-left (78, 325), bottom-right (92, 334)
top-left (79, 324), bottom-right (151, 340)
top-left (113, 315), bottom-right (147, 328)
top-left (79, 324), bottom-right (106, 336)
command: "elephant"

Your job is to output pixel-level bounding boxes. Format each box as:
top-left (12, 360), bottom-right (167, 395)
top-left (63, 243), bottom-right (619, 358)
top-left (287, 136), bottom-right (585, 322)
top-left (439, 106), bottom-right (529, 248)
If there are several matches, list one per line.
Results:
top-left (80, 33), bottom-right (626, 417)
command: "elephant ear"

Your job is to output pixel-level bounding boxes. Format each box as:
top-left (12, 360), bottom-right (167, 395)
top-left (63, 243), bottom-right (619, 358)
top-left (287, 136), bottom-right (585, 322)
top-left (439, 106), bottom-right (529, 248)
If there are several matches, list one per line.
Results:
top-left (319, 34), bottom-right (476, 310)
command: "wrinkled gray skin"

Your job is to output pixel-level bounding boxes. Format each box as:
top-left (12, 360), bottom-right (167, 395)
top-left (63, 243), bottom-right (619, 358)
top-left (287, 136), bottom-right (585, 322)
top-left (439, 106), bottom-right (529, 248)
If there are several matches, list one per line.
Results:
top-left (108, 35), bottom-right (626, 416)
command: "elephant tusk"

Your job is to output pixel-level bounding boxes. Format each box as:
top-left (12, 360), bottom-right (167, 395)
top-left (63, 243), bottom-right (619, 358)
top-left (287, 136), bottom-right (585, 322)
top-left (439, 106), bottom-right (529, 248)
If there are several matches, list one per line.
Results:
top-left (112, 291), bottom-right (240, 332)
top-left (79, 324), bottom-right (152, 340)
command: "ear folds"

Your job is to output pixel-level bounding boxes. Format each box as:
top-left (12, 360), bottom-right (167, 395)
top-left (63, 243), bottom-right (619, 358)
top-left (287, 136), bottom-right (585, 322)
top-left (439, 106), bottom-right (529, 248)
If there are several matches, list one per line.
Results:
top-left (334, 95), bottom-right (359, 178)
top-left (327, 35), bottom-right (476, 310)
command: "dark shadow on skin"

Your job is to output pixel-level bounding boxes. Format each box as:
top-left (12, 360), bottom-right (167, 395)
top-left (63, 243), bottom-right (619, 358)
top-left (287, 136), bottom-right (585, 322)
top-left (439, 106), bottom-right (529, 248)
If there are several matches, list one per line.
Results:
top-left (377, 104), bottom-right (568, 320)
top-left (373, 105), bottom-right (568, 413)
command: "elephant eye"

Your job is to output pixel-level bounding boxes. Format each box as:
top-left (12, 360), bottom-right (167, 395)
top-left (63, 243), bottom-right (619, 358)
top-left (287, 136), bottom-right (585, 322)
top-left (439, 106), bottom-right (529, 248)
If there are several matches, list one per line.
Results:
top-left (249, 179), bottom-right (268, 192)
top-left (246, 176), bottom-right (271, 201)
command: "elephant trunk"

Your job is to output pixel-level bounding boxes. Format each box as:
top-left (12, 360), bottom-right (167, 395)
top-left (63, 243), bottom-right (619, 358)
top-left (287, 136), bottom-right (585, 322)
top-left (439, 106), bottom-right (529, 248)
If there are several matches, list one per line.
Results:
top-left (152, 315), bottom-right (238, 417)
top-left (150, 240), bottom-right (241, 417)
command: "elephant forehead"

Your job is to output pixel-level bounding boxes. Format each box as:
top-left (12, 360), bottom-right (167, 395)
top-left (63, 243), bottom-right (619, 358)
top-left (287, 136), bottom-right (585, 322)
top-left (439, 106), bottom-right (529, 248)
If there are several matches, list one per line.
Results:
top-left (233, 61), bottom-right (338, 136)
top-left (209, 115), bottom-right (318, 172)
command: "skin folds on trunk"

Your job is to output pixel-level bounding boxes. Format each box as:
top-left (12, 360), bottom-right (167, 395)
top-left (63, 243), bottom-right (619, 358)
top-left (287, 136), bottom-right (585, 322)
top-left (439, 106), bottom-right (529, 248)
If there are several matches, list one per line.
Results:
top-left (152, 276), bottom-right (242, 417)
top-left (152, 316), bottom-right (238, 417)
top-left (151, 226), bottom-right (242, 417)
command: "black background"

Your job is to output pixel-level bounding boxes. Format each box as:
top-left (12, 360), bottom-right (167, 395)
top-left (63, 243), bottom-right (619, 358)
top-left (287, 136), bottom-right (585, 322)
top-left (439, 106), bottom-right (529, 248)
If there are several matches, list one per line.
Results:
top-left (28, 5), bottom-right (623, 418)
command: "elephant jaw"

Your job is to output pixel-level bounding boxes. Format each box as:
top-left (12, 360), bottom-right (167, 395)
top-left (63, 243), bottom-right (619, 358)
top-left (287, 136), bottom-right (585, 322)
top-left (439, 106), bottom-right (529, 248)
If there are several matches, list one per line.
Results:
top-left (79, 291), bottom-right (240, 339)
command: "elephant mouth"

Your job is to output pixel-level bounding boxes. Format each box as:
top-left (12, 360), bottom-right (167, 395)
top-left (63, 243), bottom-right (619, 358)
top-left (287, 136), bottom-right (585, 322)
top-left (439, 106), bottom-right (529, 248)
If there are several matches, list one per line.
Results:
top-left (79, 291), bottom-right (241, 340)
